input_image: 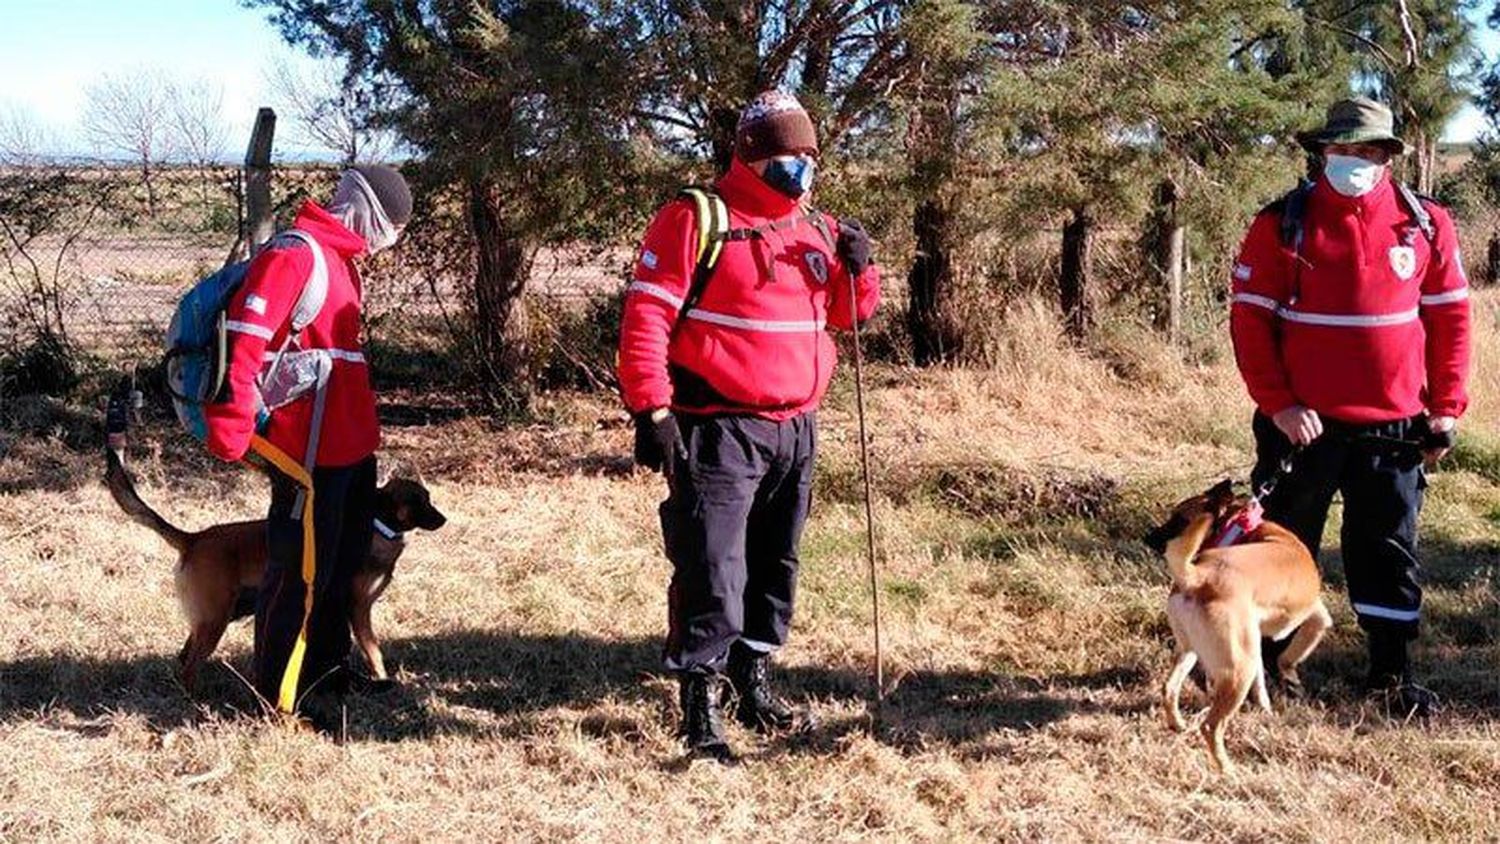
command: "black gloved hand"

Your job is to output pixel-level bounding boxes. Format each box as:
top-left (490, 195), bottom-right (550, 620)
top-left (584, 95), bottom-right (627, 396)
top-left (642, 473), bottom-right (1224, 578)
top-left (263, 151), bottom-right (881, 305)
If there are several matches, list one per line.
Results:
top-left (633, 410), bottom-right (687, 473)
top-left (1420, 422), bottom-right (1457, 452)
top-left (836, 218), bottom-right (873, 276)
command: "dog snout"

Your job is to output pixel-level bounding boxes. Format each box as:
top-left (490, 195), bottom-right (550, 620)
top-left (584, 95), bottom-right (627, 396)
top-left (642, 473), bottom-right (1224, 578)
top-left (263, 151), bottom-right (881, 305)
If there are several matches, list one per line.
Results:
top-left (1143, 526), bottom-right (1169, 554)
top-left (418, 506), bottom-right (447, 531)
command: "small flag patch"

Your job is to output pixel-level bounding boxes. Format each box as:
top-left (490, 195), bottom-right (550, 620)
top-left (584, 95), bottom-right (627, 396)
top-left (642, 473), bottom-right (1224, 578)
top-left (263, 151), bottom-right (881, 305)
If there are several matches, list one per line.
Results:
top-left (641, 250), bottom-right (658, 270)
top-left (246, 294), bottom-right (268, 316)
top-left (1233, 263), bottom-right (1252, 282)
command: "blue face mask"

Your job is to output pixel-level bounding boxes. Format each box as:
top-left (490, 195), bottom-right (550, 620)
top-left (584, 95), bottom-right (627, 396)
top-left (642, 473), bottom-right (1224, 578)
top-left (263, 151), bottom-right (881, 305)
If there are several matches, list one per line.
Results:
top-left (761, 156), bottom-right (816, 198)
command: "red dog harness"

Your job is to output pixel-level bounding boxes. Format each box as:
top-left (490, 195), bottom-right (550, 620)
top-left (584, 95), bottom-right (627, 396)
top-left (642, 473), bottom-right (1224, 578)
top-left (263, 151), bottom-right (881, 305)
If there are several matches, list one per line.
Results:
top-left (1211, 501), bottom-right (1265, 548)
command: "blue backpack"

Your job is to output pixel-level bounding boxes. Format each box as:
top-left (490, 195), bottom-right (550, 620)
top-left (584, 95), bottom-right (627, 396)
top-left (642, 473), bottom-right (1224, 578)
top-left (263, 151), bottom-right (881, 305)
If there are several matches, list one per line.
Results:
top-left (164, 230), bottom-right (329, 442)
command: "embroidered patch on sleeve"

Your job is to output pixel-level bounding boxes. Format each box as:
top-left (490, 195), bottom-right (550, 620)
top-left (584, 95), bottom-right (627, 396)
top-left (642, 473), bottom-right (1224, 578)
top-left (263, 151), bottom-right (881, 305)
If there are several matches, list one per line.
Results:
top-left (245, 294), bottom-right (268, 316)
top-left (640, 250), bottom-right (658, 270)
top-left (1232, 263), bottom-right (1252, 282)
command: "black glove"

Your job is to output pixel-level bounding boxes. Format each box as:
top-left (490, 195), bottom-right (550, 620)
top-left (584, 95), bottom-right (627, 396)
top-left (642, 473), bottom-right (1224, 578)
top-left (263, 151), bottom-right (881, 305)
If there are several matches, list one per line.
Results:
top-left (633, 410), bottom-right (686, 473)
top-left (1420, 420), bottom-right (1457, 451)
top-left (836, 218), bottom-right (873, 276)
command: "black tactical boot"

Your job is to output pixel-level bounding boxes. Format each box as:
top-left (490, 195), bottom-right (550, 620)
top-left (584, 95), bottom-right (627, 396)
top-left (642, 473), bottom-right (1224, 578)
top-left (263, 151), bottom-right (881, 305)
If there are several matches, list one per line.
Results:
top-left (727, 643), bottom-right (803, 733)
top-left (678, 674), bottom-right (735, 762)
top-left (1363, 631), bottom-right (1439, 720)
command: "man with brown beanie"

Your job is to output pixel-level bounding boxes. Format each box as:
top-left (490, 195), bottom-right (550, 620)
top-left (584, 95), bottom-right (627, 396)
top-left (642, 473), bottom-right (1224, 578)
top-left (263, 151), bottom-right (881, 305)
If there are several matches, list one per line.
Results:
top-left (205, 164), bottom-right (413, 726)
top-left (618, 91), bottom-right (881, 761)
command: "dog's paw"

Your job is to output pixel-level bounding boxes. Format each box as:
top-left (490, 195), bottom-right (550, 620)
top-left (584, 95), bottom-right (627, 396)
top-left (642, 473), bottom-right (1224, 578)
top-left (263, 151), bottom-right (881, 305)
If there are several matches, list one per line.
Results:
top-left (1277, 674), bottom-right (1309, 702)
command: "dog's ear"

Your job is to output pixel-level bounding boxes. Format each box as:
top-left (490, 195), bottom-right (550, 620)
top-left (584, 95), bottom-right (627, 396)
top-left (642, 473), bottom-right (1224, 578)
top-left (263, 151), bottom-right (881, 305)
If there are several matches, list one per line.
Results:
top-left (376, 458), bottom-right (399, 489)
top-left (1207, 478), bottom-right (1235, 502)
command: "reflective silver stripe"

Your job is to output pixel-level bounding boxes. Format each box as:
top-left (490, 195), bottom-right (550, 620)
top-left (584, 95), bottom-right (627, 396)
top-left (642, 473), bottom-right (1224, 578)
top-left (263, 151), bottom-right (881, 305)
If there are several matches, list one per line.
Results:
top-left (684, 309), bottom-right (826, 333)
top-left (1232, 293), bottom-right (1279, 311)
top-left (626, 281), bottom-right (684, 310)
top-left (1352, 602), bottom-right (1420, 622)
top-left (260, 349), bottom-right (366, 364)
top-left (225, 320), bottom-right (274, 340)
top-left (1278, 308), bottom-right (1419, 327)
top-left (1420, 287), bottom-right (1469, 307)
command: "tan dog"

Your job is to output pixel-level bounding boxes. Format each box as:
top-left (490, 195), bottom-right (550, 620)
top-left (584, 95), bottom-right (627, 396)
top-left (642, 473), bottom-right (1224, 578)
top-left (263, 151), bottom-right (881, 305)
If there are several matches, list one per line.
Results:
top-left (104, 450), bottom-right (445, 691)
top-left (1144, 479), bottom-right (1331, 772)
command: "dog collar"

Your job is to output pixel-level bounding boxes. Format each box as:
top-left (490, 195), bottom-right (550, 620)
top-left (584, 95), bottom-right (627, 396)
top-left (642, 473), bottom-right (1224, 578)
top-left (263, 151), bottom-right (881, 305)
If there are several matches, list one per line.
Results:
top-left (372, 518), bottom-right (404, 541)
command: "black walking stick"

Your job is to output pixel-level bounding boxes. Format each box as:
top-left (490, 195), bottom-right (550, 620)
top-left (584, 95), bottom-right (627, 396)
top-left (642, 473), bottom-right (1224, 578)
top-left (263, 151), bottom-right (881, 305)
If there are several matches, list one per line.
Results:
top-left (846, 265), bottom-right (883, 703)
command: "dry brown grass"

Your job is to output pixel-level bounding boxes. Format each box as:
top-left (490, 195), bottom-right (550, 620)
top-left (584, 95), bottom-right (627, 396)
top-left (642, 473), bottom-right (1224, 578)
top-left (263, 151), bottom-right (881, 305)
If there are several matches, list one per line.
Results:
top-left (2, 295), bottom-right (1497, 841)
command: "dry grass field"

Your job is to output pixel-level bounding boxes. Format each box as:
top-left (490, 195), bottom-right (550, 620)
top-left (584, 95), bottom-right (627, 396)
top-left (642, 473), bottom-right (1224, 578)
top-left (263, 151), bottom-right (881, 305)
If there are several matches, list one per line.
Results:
top-left (1, 296), bottom-right (1497, 841)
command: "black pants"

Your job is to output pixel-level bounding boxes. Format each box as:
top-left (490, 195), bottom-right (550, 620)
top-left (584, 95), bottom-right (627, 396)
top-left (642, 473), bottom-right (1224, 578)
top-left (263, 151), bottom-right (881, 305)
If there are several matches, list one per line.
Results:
top-left (660, 413), bottom-right (816, 674)
top-left (1252, 413), bottom-right (1426, 640)
top-left (254, 455), bottom-right (376, 710)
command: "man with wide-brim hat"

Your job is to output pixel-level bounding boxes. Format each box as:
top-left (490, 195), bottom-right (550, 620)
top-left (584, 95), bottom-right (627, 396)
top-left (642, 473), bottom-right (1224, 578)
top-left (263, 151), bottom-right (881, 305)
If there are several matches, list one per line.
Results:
top-left (1228, 96), bottom-right (1471, 719)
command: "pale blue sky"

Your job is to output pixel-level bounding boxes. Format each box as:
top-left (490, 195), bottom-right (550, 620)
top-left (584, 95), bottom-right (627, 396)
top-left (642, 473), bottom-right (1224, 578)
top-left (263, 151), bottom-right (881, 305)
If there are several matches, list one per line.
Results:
top-left (0, 0), bottom-right (318, 155)
top-left (0, 0), bottom-right (1496, 156)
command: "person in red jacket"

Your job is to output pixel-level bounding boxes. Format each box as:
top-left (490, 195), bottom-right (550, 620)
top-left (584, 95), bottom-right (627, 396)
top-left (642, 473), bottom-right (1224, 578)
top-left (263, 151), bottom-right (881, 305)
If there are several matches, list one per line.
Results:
top-left (618, 91), bottom-right (880, 760)
top-left (203, 164), bottom-right (412, 721)
top-left (1230, 98), bottom-right (1471, 717)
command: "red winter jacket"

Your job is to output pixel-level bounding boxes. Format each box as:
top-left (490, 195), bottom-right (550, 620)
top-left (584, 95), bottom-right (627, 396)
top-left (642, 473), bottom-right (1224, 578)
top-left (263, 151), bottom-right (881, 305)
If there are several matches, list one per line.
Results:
top-left (1230, 174), bottom-right (1471, 424)
top-left (203, 202), bottom-right (380, 467)
top-left (617, 159), bottom-right (881, 419)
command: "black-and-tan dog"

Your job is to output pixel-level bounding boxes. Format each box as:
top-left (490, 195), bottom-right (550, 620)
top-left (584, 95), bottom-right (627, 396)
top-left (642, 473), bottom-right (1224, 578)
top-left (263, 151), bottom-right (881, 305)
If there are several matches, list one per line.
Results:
top-left (1144, 480), bottom-right (1331, 772)
top-left (105, 449), bottom-right (445, 691)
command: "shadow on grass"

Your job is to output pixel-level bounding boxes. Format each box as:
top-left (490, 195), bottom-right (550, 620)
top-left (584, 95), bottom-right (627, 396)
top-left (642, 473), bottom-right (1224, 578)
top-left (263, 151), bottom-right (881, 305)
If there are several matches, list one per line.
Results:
top-left (0, 629), bottom-right (1147, 752)
top-left (0, 394), bottom-right (109, 495)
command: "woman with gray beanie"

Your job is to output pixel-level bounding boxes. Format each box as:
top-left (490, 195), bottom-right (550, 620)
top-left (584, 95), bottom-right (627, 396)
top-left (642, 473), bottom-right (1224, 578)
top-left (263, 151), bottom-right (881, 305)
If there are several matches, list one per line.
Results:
top-left (204, 163), bottom-right (412, 726)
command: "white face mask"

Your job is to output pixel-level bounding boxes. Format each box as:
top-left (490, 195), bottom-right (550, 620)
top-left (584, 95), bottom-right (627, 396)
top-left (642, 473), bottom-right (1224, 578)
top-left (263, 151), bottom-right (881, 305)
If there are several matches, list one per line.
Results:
top-left (1323, 153), bottom-right (1385, 197)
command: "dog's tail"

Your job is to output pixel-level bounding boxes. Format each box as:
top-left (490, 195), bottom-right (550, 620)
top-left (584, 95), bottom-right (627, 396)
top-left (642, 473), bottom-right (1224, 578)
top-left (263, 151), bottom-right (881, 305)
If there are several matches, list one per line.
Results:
top-left (105, 380), bottom-right (191, 554)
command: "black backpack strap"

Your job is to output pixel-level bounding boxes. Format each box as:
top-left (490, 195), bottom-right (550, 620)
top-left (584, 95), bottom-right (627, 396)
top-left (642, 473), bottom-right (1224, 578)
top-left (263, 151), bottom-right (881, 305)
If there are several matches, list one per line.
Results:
top-left (804, 208), bottom-right (836, 251)
top-left (1394, 183), bottom-right (1437, 243)
top-left (722, 207), bottom-right (835, 248)
top-left (1270, 179), bottom-right (1316, 304)
top-left (1277, 179), bottom-right (1315, 249)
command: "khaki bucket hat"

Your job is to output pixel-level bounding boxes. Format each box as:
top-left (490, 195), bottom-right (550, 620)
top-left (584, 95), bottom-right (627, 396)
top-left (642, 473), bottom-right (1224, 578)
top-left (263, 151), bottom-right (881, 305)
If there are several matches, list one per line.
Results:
top-left (1296, 97), bottom-right (1406, 155)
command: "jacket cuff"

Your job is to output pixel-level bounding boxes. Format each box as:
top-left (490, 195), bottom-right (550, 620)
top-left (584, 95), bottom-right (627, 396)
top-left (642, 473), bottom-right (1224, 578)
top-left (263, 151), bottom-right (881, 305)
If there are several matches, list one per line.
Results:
top-left (205, 423), bottom-right (251, 463)
top-left (1256, 395), bottom-right (1297, 418)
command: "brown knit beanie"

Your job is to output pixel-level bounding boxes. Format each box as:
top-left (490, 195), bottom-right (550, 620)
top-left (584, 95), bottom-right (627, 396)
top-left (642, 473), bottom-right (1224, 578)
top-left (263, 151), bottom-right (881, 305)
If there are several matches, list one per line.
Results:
top-left (734, 91), bottom-right (819, 162)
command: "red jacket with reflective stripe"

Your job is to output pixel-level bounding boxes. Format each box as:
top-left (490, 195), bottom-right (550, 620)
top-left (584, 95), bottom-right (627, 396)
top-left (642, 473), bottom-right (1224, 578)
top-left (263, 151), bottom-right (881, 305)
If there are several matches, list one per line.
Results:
top-left (1230, 174), bottom-right (1471, 424)
top-left (617, 159), bottom-right (881, 419)
top-left (203, 202), bottom-right (380, 466)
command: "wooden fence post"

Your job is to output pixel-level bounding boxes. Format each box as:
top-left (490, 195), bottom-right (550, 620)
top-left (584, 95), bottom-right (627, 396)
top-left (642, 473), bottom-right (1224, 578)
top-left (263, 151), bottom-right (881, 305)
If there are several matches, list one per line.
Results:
top-left (243, 108), bottom-right (277, 257)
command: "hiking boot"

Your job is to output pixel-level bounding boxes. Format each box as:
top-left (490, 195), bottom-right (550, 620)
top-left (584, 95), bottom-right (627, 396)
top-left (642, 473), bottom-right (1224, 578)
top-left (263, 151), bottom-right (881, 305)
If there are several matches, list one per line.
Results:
top-left (1363, 631), bottom-right (1438, 720)
top-left (1366, 629), bottom-right (1410, 687)
top-left (727, 643), bottom-right (806, 733)
top-left (678, 674), bottom-right (735, 762)
top-left (295, 691), bottom-right (348, 740)
top-left (1365, 679), bottom-right (1441, 720)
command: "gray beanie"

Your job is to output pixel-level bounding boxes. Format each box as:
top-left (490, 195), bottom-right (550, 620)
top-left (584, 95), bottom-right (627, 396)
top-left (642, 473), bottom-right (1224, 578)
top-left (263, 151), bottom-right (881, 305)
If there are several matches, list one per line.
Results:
top-left (351, 164), bottom-right (413, 225)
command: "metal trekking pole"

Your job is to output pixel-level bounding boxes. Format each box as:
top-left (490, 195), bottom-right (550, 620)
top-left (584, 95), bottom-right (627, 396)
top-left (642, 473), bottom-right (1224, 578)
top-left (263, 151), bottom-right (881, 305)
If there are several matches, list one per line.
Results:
top-left (847, 271), bottom-right (884, 703)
